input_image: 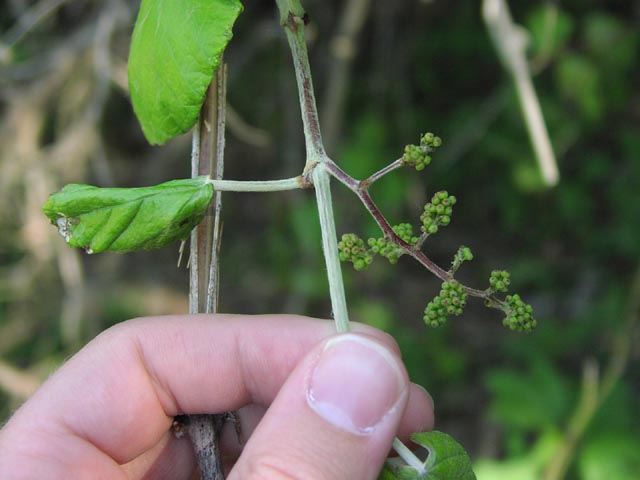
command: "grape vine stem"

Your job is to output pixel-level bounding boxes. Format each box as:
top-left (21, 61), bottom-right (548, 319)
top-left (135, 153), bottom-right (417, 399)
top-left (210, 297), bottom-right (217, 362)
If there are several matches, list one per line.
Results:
top-left (283, 12), bottom-right (350, 333)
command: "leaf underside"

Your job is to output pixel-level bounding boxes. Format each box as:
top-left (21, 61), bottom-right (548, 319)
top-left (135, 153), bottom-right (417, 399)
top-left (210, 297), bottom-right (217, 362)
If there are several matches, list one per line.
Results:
top-left (42, 177), bottom-right (214, 254)
top-left (379, 431), bottom-right (476, 480)
top-left (128, 0), bottom-right (243, 145)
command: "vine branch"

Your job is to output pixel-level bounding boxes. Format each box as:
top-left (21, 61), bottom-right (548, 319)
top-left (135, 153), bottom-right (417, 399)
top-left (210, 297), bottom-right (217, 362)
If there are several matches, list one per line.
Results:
top-left (284, 17), bottom-right (326, 168)
top-left (323, 158), bottom-right (496, 301)
top-left (283, 12), bottom-right (350, 332)
top-left (206, 64), bottom-right (228, 314)
top-left (187, 66), bottom-right (227, 480)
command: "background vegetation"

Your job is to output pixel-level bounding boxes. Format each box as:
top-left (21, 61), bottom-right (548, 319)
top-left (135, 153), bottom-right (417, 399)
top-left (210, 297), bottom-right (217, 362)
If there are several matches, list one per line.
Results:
top-left (1, 1), bottom-right (638, 478)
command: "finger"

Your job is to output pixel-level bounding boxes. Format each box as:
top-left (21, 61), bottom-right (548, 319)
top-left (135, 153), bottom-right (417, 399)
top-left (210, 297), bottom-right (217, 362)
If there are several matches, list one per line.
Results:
top-left (121, 431), bottom-right (195, 480)
top-left (221, 383), bottom-right (434, 462)
top-left (229, 333), bottom-right (414, 480)
top-left (398, 384), bottom-right (435, 443)
top-left (0, 315), bottom-right (398, 474)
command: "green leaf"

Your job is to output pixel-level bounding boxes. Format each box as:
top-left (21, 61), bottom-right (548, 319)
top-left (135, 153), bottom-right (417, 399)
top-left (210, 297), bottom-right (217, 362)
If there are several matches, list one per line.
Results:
top-left (379, 462), bottom-right (423, 480)
top-left (128, 0), bottom-right (243, 145)
top-left (414, 431), bottom-right (476, 480)
top-left (473, 430), bottom-right (561, 480)
top-left (379, 431), bottom-right (476, 480)
top-left (485, 358), bottom-right (571, 431)
top-left (42, 177), bottom-right (214, 253)
top-left (579, 433), bottom-right (640, 480)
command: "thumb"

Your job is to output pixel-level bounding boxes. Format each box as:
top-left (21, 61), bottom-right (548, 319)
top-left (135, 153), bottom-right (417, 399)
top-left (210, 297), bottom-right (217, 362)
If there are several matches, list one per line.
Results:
top-left (229, 333), bottom-right (410, 479)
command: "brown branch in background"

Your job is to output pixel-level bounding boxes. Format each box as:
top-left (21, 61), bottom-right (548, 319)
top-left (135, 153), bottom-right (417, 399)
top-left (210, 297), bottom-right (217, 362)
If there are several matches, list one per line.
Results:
top-left (483, 0), bottom-right (559, 187)
top-left (321, 0), bottom-right (372, 151)
top-left (543, 267), bottom-right (640, 480)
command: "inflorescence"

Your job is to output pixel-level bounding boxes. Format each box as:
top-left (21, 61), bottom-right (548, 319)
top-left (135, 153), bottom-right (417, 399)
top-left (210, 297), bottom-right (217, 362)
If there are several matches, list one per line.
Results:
top-left (424, 280), bottom-right (467, 327)
top-left (503, 294), bottom-right (537, 332)
top-left (420, 191), bottom-right (456, 236)
top-left (338, 223), bottom-right (419, 270)
top-left (338, 132), bottom-right (537, 332)
top-left (489, 270), bottom-right (511, 293)
top-left (402, 132), bottom-right (443, 171)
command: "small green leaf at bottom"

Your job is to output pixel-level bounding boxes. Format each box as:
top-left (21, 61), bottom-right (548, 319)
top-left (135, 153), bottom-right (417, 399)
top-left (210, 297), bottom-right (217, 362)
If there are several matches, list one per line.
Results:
top-left (42, 177), bottom-right (214, 253)
top-left (379, 431), bottom-right (476, 480)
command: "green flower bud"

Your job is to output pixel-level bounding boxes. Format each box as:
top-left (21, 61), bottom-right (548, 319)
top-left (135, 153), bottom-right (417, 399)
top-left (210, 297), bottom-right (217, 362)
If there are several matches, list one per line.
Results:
top-left (402, 133), bottom-right (443, 171)
top-left (489, 270), bottom-right (511, 292)
top-left (420, 191), bottom-right (456, 238)
top-left (338, 233), bottom-right (374, 271)
top-left (423, 280), bottom-right (468, 328)
top-left (502, 293), bottom-right (536, 332)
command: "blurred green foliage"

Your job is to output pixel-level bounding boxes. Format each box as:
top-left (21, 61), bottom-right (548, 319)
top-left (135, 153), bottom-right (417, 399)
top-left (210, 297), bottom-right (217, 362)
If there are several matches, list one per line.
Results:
top-left (1, 1), bottom-right (639, 478)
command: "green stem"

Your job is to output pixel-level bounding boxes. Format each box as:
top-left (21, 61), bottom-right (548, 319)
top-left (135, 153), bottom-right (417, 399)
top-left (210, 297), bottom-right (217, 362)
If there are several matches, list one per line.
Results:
top-left (284, 20), bottom-right (326, 167)
top-left (282, 12), bottom-right (350, 332)
top-left (393, 438), bottom-right (426, 474)
top-left (313, 166), bottom-right (350, 333)
top-left (207, 176), bottom-right (306, 192)
top-left (275, 0), bottom-right (305, 25)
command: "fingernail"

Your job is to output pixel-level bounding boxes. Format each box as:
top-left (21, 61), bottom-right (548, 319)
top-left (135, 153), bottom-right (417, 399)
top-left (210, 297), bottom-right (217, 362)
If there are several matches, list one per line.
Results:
top-left (307, 334), bottom-right (407, 434)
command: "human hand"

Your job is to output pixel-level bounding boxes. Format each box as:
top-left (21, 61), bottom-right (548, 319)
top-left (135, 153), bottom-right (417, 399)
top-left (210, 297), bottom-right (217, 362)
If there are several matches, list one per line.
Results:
top-left (0, 315), bottom-right (434, 479)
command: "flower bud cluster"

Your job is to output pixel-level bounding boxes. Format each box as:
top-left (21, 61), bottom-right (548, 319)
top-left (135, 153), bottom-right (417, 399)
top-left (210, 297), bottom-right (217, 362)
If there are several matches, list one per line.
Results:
top-left (420, 191), bottom-right (456, 235)
top-left (368, 223), bottom-right (418, 265)
top-left (401, 132), bottom-right (442, 171)
top-left (338, 233), bottom-right (373, 271)
top-left (489, 270), bottom-right (511, 293)
top-left (450, 246), bottom-right (473, 274)
top-left (503, 294), bottom-right (537, 332)
top-left (421, 132), bottom-right (443, 149)
top-left (423, 280), bottom-right (468, 327)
